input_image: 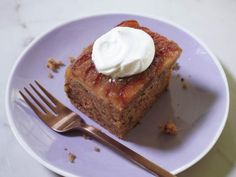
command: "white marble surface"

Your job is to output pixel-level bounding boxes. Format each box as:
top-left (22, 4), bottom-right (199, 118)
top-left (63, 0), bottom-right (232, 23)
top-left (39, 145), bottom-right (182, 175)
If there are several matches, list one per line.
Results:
top-left (1, 0), bottom-right (236, 176)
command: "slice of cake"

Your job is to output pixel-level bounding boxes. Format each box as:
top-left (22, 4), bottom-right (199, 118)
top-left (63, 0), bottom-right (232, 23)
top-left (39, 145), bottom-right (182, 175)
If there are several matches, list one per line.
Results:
top-left (64, 20), bottom-right (182, 138)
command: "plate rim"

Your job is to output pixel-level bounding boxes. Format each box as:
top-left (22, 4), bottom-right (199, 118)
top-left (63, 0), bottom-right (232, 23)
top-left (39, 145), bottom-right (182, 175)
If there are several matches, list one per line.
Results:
top-left (5, 13), bottom-right (230, 177)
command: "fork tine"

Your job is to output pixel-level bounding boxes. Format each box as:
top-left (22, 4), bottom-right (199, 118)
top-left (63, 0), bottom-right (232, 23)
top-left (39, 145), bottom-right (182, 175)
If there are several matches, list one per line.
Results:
top-left (34, 80), bottom-right (61, 106)
top-left (19, 90), bottom-right (45, 119)
top-left (30, 83), bottom-right (57, 113)
top-left (24, 87), bottom-right (49, 114)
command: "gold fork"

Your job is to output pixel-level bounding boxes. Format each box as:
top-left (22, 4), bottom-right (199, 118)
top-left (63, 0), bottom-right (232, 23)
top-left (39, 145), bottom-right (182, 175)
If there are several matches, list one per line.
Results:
top-left (19, 80), bottom-right (176, 177)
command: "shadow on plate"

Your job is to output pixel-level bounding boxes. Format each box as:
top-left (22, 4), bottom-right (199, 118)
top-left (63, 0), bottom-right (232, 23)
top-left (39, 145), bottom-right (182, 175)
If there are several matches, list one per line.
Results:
top-left (124, 75), bottom-right (217, 150)
top-left (179, 64), bottom-right (236, 177)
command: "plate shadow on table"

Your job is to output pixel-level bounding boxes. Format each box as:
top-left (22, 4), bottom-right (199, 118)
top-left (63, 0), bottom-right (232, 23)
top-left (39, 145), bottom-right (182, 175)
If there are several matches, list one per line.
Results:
top-left (179, 65), bottom-right (236, 177)
top-left (125, 74), bottom-right (217, 150)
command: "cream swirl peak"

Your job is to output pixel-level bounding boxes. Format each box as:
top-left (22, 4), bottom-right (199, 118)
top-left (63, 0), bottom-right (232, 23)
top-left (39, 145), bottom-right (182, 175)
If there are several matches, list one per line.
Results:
top-left (92, 27), bottom-right (155, 78)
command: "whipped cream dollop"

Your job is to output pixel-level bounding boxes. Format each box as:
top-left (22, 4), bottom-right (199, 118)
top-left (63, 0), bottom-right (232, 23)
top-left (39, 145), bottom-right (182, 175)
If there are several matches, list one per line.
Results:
top-left (92, 27), bottom-right (155, 78)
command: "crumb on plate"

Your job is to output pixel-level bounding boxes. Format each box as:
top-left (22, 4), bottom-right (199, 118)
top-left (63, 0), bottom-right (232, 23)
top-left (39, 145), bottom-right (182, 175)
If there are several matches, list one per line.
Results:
top-left (94, 146), bottom-right (100, 152)
top-left (68, 152), bottom-right (76, 163)
top-left (47, 58), bottom-right (65, 72)
top-left (160, 121), bottom-right (177, 135)
top-left (48, 72), bottom-right (53, 79)
top-left (180, 77), bottom-right (188, 90)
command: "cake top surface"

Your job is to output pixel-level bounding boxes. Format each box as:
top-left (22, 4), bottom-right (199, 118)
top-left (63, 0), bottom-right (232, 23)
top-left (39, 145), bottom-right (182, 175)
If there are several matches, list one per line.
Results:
top-left (67, 20), bottom-right (182, 110)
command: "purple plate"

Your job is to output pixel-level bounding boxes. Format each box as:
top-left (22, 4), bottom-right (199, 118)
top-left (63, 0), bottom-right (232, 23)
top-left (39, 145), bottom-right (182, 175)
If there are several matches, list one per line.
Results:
top-left (6, 14), bottom-right (229, 177)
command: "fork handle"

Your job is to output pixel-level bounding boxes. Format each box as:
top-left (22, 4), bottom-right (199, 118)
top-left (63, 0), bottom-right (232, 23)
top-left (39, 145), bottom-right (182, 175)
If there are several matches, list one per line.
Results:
top-left (83, 126), bottom-right (176, 177)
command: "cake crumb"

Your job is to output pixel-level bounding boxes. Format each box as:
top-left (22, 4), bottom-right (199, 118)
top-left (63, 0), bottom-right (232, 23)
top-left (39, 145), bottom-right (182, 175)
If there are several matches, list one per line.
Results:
top-left (160, 121), bottom-right (177, 135)
top-left (48, 73), bottom-right (54, 79)
top-left (176, 74), bottom-right (180, 78)
top-left (47, 58), bottom-right (65, 72)
top-left (64, 148), bottom-right (68, 151)
top-left (173, 63), bottom-right (180, 71)
top-left (94, 146), bottom-right (100, 152)
top-left (68, 152), bottom-right (76, 163)
top-left (180, 77), bottom-right (188, 90)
